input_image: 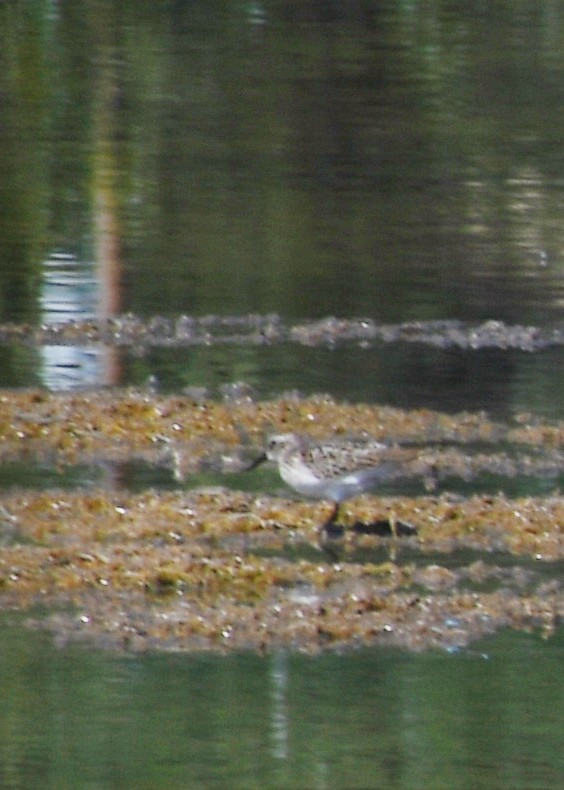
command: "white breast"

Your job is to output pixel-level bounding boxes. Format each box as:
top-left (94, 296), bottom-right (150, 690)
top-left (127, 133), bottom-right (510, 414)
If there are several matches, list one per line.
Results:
top-left (279, 457), bottom-right (330, 499)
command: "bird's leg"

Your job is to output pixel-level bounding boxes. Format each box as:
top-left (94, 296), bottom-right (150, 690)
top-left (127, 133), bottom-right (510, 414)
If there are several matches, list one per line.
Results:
top-left (321, 502), bottom-right (347, 542)
top-left (322, 500), bottom-right (340, 530)
top-left (319, 501), bottom-right (345, 560)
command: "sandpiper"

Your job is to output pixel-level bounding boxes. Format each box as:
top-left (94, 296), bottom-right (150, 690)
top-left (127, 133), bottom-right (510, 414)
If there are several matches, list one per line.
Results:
top-left (247, 432), bottom-right (413, 528)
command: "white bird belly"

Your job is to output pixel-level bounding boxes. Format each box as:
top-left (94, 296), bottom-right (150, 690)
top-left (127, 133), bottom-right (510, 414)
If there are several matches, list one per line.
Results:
top-left (278, 459), bottom-right (332, 499)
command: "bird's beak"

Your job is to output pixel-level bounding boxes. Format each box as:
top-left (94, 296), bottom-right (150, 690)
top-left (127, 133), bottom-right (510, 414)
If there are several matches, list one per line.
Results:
top-left (244, 452), bottom-right (267, 471)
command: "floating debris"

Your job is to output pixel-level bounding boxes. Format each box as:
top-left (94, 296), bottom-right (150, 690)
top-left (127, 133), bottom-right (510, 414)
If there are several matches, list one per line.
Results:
top-left (0, 314), bottom-right (562, 351)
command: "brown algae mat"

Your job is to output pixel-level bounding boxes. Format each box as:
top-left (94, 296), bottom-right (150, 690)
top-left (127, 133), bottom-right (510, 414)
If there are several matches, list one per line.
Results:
top-left (0, 388), bottom-right (562, 654)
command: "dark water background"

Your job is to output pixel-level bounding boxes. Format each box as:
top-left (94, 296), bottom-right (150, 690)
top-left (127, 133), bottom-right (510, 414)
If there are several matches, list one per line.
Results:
top-left (1, 1), bottom-right (564, 787)
top-left (1, 0), bottom-right (564, 415)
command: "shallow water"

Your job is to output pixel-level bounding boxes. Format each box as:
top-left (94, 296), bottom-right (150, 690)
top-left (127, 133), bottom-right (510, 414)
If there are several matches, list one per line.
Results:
top-left (1, 1), bottom-right (564, 787)
top-left (0, 618), bottom-right (562, 789)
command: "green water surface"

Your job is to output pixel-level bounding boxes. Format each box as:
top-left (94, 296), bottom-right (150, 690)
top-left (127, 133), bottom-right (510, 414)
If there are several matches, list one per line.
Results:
top-left (1, 619), bottom-right (562, 789)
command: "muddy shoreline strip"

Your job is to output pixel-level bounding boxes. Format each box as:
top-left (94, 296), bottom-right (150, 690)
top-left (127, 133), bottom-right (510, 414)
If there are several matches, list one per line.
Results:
top-left (0, 388), bottom-right (562, 653)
